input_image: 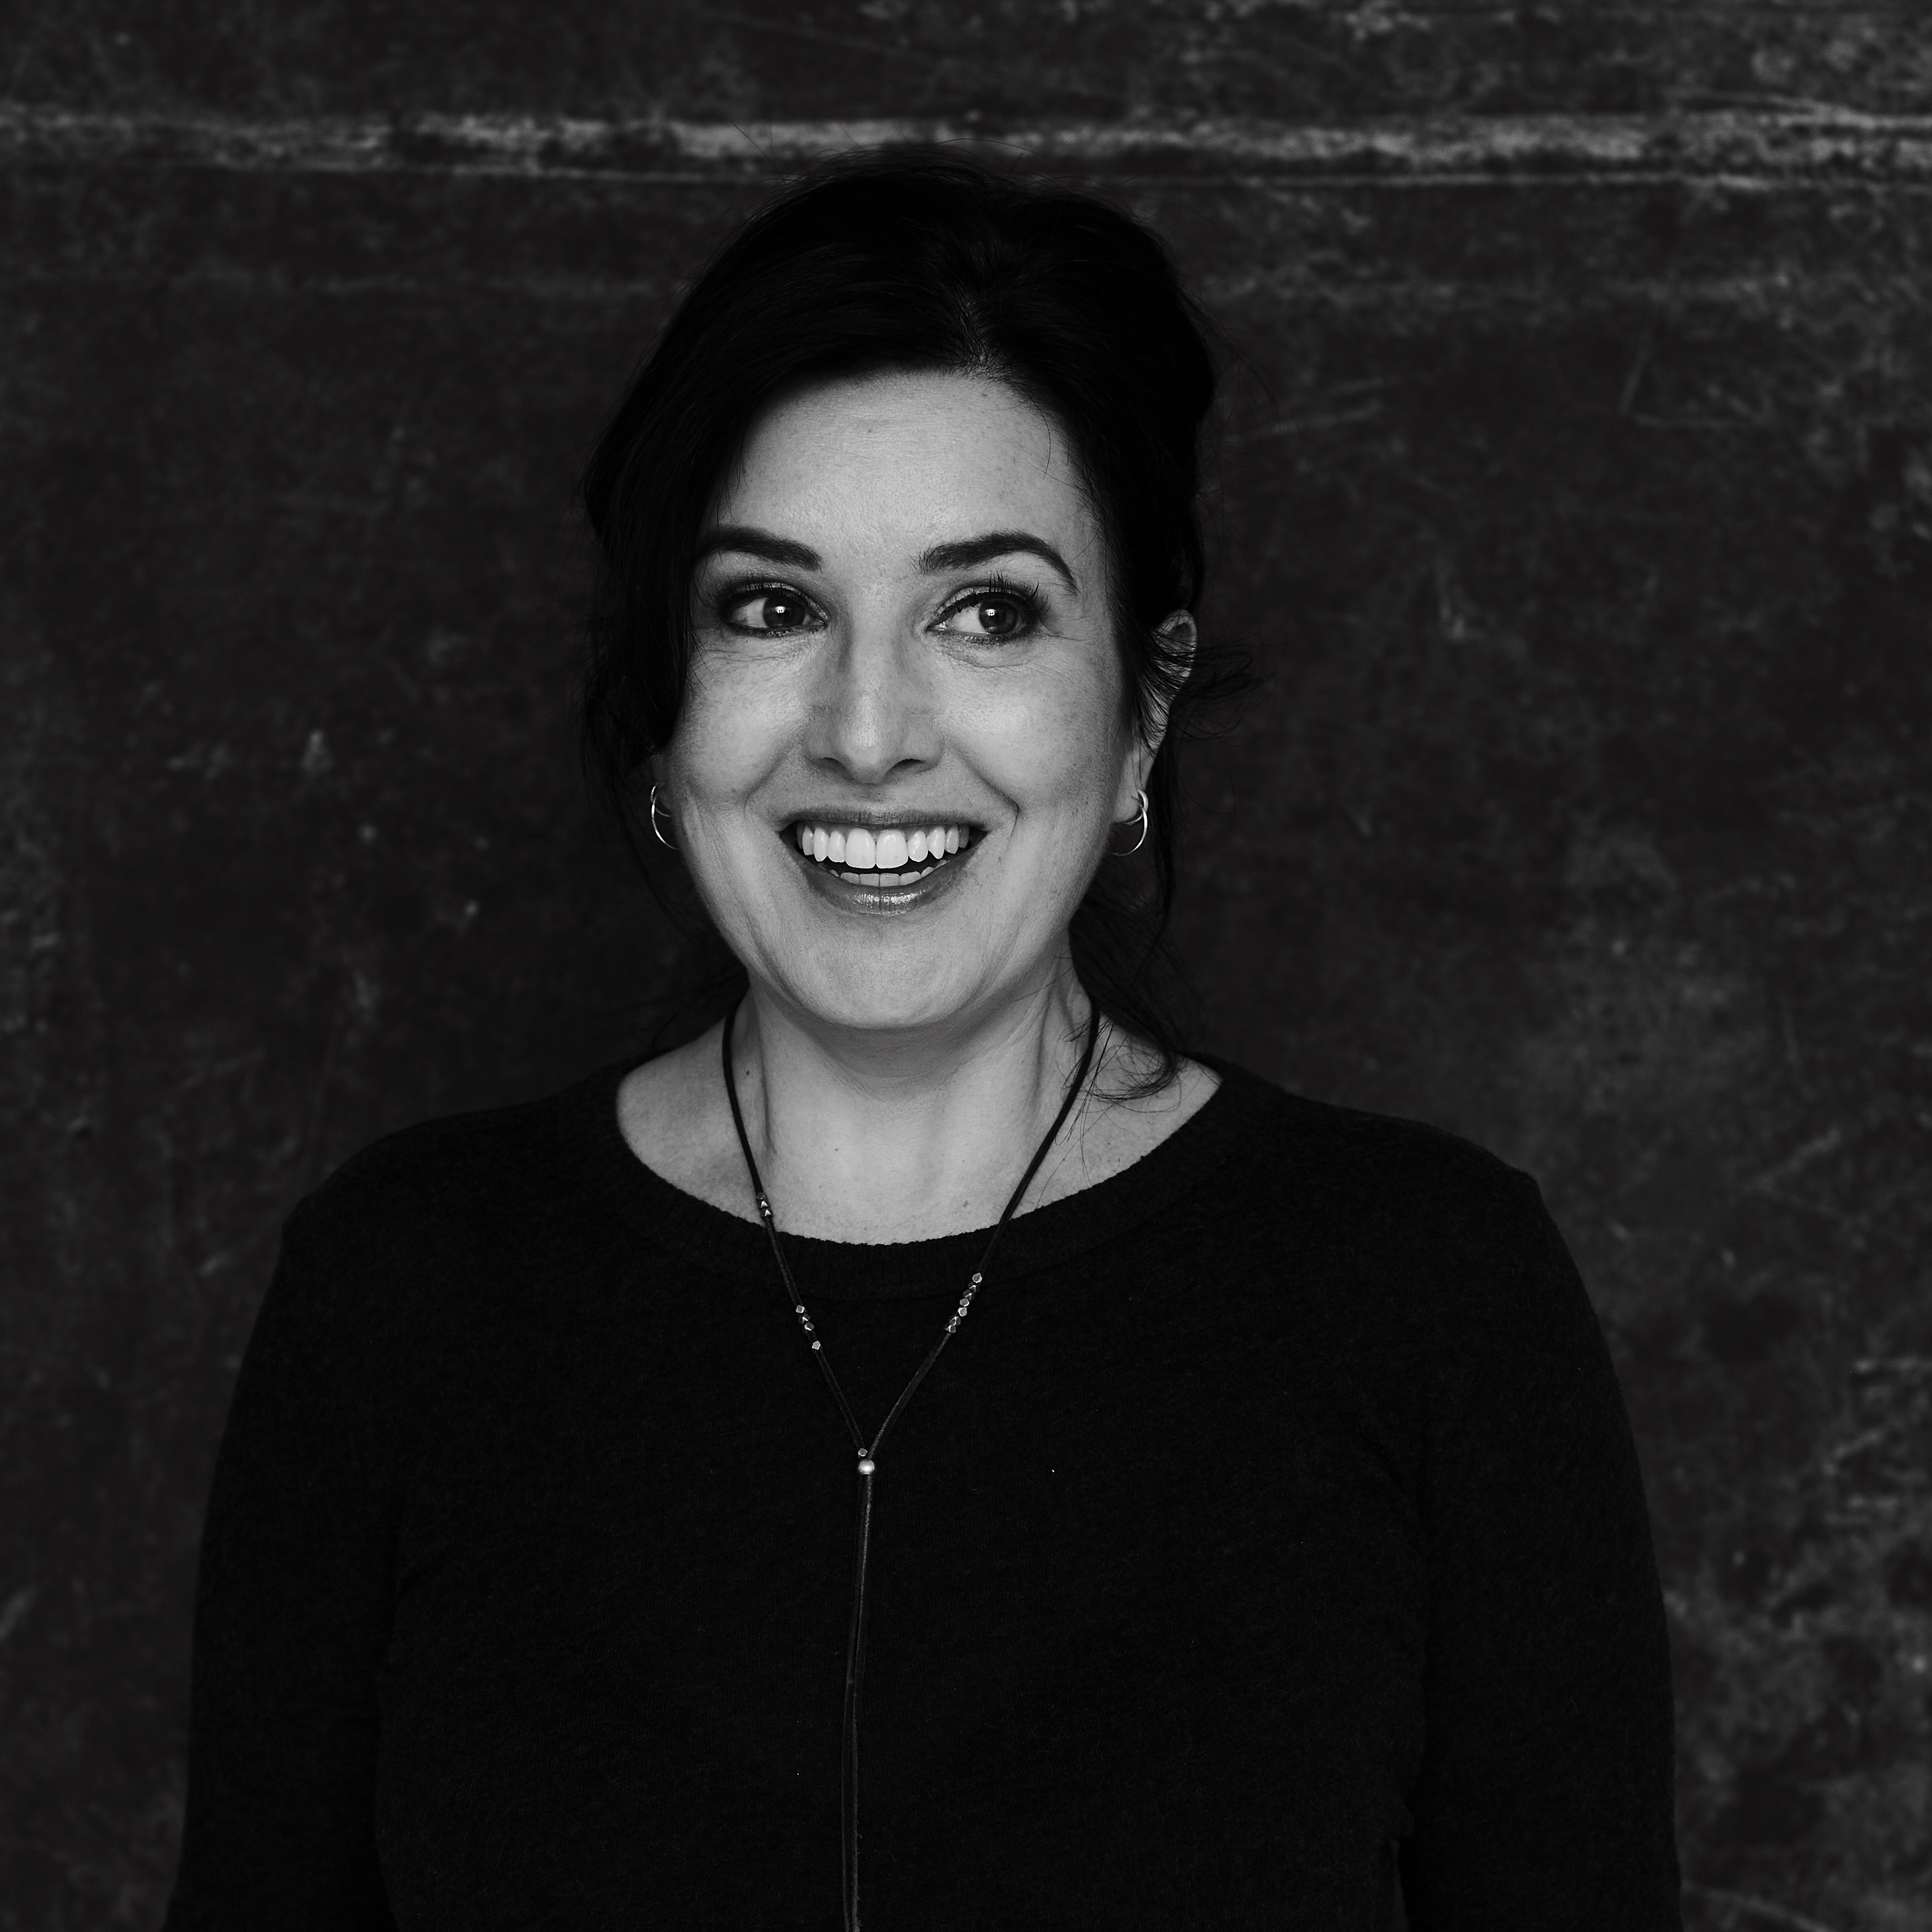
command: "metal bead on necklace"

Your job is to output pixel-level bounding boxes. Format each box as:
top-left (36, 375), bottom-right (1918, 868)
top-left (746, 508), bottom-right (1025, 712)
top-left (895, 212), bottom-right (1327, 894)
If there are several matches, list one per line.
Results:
top-left (722, 996), bottom-right (1102, 1932)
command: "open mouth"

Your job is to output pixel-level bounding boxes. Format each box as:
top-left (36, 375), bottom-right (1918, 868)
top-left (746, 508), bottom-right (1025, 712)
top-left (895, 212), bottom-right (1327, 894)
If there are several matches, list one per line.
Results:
top-left (788, 819), bottom-right (975, 888)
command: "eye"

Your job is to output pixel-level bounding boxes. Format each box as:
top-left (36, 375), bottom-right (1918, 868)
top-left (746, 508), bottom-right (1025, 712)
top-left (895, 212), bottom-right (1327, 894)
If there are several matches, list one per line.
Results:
top-left (719, 586), bottom-right (823, 635)
top-left (936, 587), bottom-right (1042, 640)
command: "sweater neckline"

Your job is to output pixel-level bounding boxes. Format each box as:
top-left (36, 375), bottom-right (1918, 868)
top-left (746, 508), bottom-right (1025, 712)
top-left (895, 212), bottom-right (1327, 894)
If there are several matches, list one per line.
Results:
top-left (559, 1050), bottom-right (1275, 1302)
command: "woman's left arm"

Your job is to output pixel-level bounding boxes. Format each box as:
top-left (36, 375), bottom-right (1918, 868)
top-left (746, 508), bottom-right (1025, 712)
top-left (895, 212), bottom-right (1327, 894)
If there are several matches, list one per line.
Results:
top-left (1401, 1170), bottom-right (1681, 1929)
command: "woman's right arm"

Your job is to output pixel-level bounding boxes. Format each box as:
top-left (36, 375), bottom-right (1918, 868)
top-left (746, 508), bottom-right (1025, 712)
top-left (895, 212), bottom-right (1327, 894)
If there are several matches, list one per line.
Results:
top-left (164, 1207), bottom-right (401, 1929)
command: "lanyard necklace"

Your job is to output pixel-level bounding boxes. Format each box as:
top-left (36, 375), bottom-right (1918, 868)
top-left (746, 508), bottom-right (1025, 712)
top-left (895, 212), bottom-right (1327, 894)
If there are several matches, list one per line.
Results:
top-left (721, 995), bottom-right (1102, 1932)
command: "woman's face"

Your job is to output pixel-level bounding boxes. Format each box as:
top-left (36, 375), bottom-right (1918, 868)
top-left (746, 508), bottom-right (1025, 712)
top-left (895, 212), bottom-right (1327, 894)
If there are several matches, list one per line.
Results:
top-left (662, 369), bottom-right (1157, 1039)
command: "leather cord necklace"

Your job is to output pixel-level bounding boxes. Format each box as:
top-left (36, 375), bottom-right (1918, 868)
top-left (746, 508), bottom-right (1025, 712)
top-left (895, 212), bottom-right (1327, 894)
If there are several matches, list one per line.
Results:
top-left (721, 996), bottom-right (1102, 1932)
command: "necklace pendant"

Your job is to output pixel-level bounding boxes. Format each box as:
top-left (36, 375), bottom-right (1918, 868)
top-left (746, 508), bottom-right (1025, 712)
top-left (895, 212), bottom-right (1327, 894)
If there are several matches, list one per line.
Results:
top-left (856, 1456), bottom-right (876, 1476)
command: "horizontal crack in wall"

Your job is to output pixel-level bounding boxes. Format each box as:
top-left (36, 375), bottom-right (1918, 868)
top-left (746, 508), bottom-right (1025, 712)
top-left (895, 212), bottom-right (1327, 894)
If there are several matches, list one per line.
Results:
top-left (5, 101), bottom-right (1932, 185)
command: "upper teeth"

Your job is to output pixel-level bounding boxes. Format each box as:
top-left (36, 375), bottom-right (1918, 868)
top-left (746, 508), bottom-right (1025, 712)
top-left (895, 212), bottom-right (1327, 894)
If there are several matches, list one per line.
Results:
top-left (794, 823), bottom-right (967, 870)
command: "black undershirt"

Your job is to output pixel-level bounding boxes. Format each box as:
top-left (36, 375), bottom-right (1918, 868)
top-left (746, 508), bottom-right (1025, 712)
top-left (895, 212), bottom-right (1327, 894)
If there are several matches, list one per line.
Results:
top-left (164, 1059), bottom-right (1681, 1929)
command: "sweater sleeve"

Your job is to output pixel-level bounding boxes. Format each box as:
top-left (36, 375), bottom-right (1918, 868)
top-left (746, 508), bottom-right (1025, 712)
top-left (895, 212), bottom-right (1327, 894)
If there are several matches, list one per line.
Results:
top-left (1401, 1172), bottom-right (1681, 1930)
top-left (164, 1202), bottom-right (402, 1930)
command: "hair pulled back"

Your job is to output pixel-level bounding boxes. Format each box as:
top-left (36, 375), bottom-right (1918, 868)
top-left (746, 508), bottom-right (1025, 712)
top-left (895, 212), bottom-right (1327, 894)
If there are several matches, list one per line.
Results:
top-left (580, 152), bottom-right (1225, 1068)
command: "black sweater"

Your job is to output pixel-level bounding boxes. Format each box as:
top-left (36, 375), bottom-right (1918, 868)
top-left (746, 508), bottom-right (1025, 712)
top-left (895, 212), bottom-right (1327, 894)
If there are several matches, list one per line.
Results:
top-left (165, 1059), bottom-right (1681, 1930)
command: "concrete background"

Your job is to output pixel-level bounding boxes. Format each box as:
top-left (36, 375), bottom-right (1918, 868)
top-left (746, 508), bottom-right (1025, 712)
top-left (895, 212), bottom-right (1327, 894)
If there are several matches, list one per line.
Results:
top-left (3, 3), bottom-right (1930, 1927)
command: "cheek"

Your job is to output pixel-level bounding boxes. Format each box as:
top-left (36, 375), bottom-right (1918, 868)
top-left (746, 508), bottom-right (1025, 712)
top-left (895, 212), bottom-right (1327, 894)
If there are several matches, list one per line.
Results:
top-left (666, 656), bottom-right (786, 804)
top-left (973, 654), bottom-right (1131, 813)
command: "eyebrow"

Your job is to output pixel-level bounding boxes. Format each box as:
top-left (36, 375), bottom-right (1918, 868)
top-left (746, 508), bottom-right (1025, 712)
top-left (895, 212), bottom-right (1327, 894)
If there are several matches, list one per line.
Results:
top-left (694, 525), bottom-right (822, 571)
top-left (919, 532), bottom-right (1079, 595)
top-left (695, 524), bottom-right (1080, 596)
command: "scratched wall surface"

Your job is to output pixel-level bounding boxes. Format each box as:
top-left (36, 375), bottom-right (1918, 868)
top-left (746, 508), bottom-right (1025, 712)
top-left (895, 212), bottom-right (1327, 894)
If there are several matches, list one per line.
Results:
top-left (3, 5), bottom-right (1931, 1929)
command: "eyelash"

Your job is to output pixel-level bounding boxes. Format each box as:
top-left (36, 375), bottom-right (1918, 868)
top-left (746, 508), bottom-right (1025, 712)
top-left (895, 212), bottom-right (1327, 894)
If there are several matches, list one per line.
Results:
top-left (936, 578), bottom-right (1047, 639)
top-left (716, 580), bottom-right (825, 635)
top-left (714, 577), bottom-right (1048, 640)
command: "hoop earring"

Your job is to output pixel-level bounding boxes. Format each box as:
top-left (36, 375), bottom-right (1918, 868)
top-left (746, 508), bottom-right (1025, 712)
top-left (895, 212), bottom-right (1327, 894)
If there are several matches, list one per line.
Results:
top-left (1115, 788), bottom-right (1150, 857)
top-left (648, 783), bottom-right (678, 853)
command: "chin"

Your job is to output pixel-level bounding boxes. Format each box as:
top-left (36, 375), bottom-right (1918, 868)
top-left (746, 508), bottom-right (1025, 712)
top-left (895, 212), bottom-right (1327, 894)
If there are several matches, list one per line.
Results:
top-left (772, 944), bottom-right (999, 1039)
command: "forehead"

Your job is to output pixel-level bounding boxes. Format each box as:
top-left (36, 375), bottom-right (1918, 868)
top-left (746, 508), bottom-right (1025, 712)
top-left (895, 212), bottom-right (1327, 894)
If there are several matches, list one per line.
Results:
top-left (711, 370), bottom-right (1098, 562)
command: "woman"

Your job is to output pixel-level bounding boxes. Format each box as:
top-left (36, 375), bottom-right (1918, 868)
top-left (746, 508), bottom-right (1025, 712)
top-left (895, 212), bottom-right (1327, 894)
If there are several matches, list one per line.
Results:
top-left (166, 159), bottom-right (1680, 1929)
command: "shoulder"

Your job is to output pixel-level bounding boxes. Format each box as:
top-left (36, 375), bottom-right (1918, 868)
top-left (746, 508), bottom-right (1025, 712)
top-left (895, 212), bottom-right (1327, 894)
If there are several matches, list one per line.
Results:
top-left (277, 1075), bottom-right (613, 1310)
top-left (216, 1082), bottom-right (621, 1502)
top-left (1209, 1067), bottom-right (1608, 1410)
top-left (241, 1070), bottom-right (641, 1409)
top-left (1217, 1061), bottom-right (1540, 1226)
top-left (1208, 1063), bottom-right (1578, 1325)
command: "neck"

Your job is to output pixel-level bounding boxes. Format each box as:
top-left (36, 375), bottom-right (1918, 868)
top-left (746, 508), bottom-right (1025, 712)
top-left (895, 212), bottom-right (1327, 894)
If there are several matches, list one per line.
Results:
top-left (731, 971), bottom-right (1097, 1244)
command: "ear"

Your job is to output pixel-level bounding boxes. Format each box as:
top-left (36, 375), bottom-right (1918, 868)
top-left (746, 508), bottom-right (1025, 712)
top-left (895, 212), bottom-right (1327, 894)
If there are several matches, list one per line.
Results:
top-left (1117, 610), bottom-right (1196, 815)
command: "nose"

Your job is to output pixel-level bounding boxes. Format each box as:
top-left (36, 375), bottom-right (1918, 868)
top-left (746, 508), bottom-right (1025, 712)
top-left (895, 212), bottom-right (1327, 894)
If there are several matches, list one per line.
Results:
top-left (802, 618), bottom-right (940, 786)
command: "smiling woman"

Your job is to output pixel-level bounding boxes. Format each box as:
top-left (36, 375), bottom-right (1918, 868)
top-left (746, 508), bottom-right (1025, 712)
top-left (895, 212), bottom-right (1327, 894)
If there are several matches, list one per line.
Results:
top-left (578, 157), bottom-right (1219, 1098)
top-left (631, 365), bottom-right (1220, 1244)
top-left (667, 373), bottom-right (1150, 1063)
top-left (165, 160), bottom-right (1683, 1932)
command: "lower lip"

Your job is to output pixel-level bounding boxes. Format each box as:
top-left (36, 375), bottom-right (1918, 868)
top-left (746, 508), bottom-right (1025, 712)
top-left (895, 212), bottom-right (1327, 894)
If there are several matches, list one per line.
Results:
top-left (788, 837), bottom-right (977, 913)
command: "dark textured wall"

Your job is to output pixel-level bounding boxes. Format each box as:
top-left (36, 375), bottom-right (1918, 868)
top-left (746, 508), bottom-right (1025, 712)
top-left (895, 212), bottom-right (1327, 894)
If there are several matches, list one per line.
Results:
top-left (4, 5), bottom-right (1931, 1928)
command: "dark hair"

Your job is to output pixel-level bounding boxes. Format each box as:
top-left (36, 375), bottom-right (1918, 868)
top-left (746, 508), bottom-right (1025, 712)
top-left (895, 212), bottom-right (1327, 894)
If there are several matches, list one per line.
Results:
top-left (579, 152), bottom-right (1231, 1074)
